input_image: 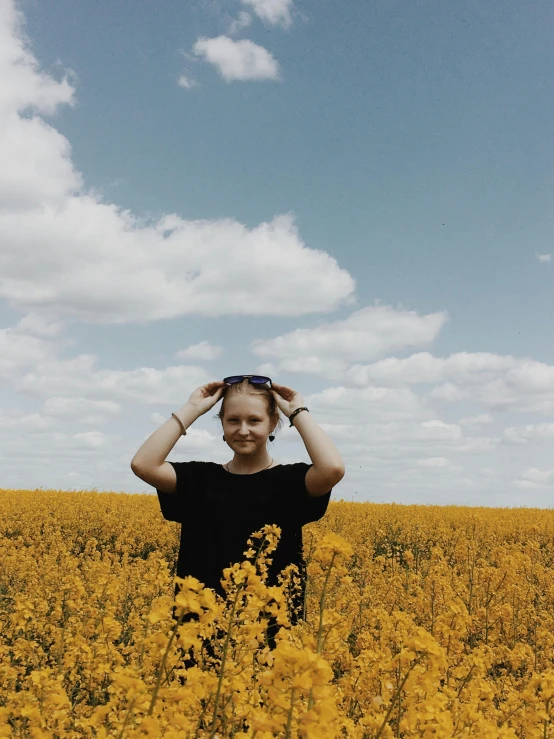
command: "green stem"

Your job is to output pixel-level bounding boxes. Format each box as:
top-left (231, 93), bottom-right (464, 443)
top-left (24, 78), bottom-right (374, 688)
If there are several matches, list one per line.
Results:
top-left (147, 620), bottom-right (180, 715)
top-left (374, 655), bottom-right (424, 739)
top-left (207, 530), bottom-right (276, 734)
top-left (316, 552), bottom-right (336, 654)
top-left (456, 664), bottom-right (475, 699)
top-left (307, 551), bottom-right (336, 712)
top-left (208, 582), bottom-right (247, 737)
top-left (116, 696), bottom-right (137, 739)
top-left (284, 687), bottom-right (296, 739)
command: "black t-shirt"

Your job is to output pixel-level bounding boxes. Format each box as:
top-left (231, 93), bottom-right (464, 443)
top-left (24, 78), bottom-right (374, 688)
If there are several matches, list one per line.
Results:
top-left (155, 461), bottom-right (332, 618)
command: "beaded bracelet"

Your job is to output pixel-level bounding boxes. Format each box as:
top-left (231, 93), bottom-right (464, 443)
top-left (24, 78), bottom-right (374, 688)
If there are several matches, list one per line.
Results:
top-left (289, 407), bottom-right (309, 427)
top-left (171, 413), bottom-right (187, 435)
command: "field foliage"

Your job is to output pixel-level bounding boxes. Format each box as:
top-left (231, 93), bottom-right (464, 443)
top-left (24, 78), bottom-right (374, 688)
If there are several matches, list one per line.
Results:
top-left (2, 488), bottom-right (554, 737)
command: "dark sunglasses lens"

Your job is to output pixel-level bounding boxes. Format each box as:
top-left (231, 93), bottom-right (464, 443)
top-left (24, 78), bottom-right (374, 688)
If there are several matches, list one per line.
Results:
top-left (224, 376), bottom-right (244, 384)
top-left (223, 375), bottom-right (272, 386)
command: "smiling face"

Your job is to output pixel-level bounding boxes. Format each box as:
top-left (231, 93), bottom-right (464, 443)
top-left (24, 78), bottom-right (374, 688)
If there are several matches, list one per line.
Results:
top-left (222, 394), bottom-right (274, 454)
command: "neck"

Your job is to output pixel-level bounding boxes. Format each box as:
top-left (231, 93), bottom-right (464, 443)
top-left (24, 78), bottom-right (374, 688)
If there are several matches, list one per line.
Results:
top-left (228, 451), bottom-right (273, 473)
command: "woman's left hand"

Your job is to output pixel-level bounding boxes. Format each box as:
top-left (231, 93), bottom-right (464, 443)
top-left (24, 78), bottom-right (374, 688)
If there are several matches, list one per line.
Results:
top-left (270, 383), bottom-right (305, 417)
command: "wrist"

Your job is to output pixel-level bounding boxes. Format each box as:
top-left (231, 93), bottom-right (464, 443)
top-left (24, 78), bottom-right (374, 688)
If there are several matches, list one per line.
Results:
top-left (175, 403), bottom-right (202, 423)
top-left (183, 401), bottom-right (202, 412)
top-left (289, 404), bottom-right (306, 415)
top-left (289, 406), bottom-right (309, 427)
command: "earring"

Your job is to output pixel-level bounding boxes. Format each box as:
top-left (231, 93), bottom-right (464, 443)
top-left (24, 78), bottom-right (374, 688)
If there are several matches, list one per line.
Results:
top-left (222, 435), bottom-right (225, 442)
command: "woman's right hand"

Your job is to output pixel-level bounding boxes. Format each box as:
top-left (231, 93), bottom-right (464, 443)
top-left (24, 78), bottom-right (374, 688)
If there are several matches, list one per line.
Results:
top-left (187, 381), bottom-right (227, 416)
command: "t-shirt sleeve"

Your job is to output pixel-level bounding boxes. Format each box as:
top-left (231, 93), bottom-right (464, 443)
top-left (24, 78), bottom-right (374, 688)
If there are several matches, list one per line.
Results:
top-left (292, 462), bottom-right (333, 526)
top-left (155, 461), bottom-right (201, 524)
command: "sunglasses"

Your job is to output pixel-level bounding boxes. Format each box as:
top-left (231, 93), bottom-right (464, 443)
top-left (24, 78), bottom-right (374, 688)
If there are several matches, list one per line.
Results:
top-left (223, 375), bottom-right (272, 388)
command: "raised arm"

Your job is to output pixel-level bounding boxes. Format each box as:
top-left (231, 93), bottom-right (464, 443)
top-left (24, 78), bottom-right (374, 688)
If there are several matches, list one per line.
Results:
top-left (270, 383), bottom-right (345, 497)
top-left (130, 381), bottom-right (225, 492)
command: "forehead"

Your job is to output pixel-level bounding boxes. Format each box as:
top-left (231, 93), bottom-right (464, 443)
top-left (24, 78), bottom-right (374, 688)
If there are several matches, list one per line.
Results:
top-left (224, 394), bottom-right (268, 415)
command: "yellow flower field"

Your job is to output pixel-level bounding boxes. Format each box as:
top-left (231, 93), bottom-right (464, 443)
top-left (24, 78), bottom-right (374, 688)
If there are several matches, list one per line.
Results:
top-left (2, 488), bottom-right (554, 738)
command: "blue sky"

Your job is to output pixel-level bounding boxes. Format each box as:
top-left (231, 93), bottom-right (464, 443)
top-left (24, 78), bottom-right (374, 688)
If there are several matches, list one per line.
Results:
top-left (2, 0), bottom-right (554, 506)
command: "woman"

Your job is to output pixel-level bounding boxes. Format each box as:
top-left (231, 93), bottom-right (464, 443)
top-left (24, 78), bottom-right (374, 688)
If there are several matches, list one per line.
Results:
top-left (130, 374), bottom-right (345, 662)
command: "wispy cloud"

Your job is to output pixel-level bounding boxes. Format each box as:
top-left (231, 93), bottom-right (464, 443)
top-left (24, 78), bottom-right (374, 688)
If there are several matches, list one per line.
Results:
top-left (192, 36), bottom-right (280, 81)
top-left (176, 341), bottom-right (223, 361)
top-left (514, 467), bottom-right (554, 488)
top-left (416, 457), bottom-right (451, 468)
top-left (228, 10), bottom-right (253, 35)
top-left (537, 253), bottom-right (552, 263)
top-left (459, 413), bottom-right (495, 426)
top-left (177, 74), bottom-right (196, 89)
top-left (241, 0), bottom-right (293, 28)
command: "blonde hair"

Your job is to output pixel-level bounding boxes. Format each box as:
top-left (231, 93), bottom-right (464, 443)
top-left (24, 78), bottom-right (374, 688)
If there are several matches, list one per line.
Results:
top-left (214, 379), bottom-right (284, 437)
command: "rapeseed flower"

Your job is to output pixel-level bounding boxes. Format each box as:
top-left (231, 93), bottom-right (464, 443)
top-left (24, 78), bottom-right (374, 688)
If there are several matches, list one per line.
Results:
top-left (3, 489), bottom-right (554, 736)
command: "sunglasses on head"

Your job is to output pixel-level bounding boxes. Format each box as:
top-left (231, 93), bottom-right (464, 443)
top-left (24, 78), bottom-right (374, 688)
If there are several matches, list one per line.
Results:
top-left (223, 375), bottom-right (272, 388)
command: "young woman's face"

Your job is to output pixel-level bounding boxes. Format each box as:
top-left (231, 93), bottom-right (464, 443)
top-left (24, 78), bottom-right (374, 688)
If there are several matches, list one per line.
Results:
top-left (222, 394), bottom-right (273, 453)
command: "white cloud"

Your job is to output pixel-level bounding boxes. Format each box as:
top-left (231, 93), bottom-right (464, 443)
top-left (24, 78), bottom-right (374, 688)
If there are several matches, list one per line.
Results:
top-left (538, 254), bottom-right (552, 263)
top-left (471, 361), bottom-right (554, 414)
top-left (0, 408), bottom-right (52, 432)
top-left (1, 309), bottom-right (551, 504)
top-left (304, 385), bottom-right (436, 425)
top-left (0, 5), bottom-right (352, 324)
top-left (417, 420), bottom-right (463, 441)
top-left (345, 351), bottom-right (515, 388)
top-left (0, 322), bottom-right (215, 405)
top-left (14, 312), bottom-right (66, 337)
top-left (228, 10), bottom-right (253, 34)
top-left (0, 325), bottom-right (59, 378)
top-left (176, 340), bottom-right (223, 361)
top-left (514, 467), bottom-right (554, 488)
top-left (459, 413), bottom-right (495, 426)
top-left (177, 74), bottom-right (196, 89)
top-left (73, 431), bottom-right (107, 449)
top-left (3, 307), bottom-right (554, 505)
top-left (417, 457), bottom-right (450, 468)
top-left (151, 412), bottom-right (170, 427)
top-left (455, 437), bottom-right (499, 454)
top-left (251, 305), bottom-right (448, 378)
top-left (42, 397), bottom-right (121, 423)
top-left (19, 360), bottom-right (213, 407)
top-left (192, 36), bottom-right (280, 81)
top-left (426, 383), bottom-right (469, 402)
top-left (0, 1), bottom-right (75, 115)
top-left (0, 3), bottom-right (79, 211)
top-left (502, 423), bottom-right (554, 445)
top-left (1, 206), bottom-right (354, 321)
top-left (240, 0), bottom-right (293, 27)
top-left (421, 355), bottom-right (554, 415)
